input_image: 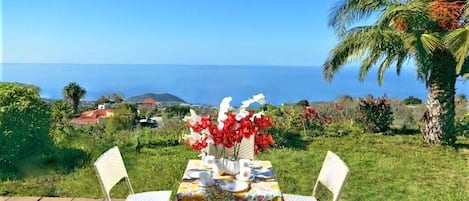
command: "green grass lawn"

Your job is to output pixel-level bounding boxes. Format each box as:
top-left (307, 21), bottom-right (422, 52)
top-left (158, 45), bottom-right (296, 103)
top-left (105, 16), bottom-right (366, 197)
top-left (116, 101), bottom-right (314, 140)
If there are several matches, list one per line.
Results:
top-left (1, 134), bottom-right (468, 201)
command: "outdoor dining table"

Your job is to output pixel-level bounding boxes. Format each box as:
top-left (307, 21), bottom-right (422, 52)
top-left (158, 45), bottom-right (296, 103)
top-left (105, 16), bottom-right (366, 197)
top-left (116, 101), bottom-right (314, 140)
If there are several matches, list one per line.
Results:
top-left (176, 159), bottom-right (283, 201)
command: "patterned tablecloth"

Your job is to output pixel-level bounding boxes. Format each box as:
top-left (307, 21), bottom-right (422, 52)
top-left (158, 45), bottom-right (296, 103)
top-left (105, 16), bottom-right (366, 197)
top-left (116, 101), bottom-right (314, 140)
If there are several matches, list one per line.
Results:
top-left (176, 160), bottom-right (283, 201)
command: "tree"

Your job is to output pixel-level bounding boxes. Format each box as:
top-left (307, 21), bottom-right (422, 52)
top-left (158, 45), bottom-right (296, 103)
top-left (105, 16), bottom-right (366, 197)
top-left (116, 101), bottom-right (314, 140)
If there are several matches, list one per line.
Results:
top-left (403, 96), bottom-right (423, 105)
top-left (296, 99), bottom-right (310, 107)
top-left (63, 82), bottom-right (86, 114)
top-left (105, 104), bottom-right (135, 134)
top-left (50, 100), bottom-right (74, 143)
top-left (94, 96), bottom-right (111, 108)
top-left (324, 0), bottom-right (469, 145)
top-left (0, 83), bottom-right (52, 176)
top-left (51, 100), bottom-right (73, 127)
top-left (110, 93), bottom-right (124, 103)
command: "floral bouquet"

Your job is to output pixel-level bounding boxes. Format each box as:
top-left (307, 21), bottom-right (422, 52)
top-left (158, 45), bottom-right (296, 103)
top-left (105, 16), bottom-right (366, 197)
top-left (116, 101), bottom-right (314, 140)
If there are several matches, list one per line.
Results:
top-left (183, 94), bottom-right (275, 160)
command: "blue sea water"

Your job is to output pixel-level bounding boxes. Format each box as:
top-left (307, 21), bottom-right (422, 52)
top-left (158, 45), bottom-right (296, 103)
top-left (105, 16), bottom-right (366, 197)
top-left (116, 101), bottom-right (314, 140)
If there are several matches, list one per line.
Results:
top-left (1, 63), bottom-right (468, 106)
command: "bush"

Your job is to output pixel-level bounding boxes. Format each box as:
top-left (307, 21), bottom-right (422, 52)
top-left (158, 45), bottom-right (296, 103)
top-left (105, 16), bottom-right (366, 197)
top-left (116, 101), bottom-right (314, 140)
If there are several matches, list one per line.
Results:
top-left (455, 114), bottom-right (469, 137)
top-left (48, 148), bottom-right (90, 173)
top-left (390, 99), bottom-right (420, 130)
top-left (403, 96), bottom-right (423, 105)
top-left (105, 105), bottom-right (135, 134)
top-left (356, 96), bottom-right (394, 133)
top-left (0, 83), bottom-right (53, 179)
top-left (163, 105), bottom-right (190, 118)
top-left (269, 128), bottom-right (308, 149)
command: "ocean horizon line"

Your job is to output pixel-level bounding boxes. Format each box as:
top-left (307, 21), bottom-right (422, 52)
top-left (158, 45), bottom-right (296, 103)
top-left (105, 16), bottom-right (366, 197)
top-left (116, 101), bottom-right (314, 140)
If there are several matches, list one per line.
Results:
top-left (3, 63), bottom-right (466, 106)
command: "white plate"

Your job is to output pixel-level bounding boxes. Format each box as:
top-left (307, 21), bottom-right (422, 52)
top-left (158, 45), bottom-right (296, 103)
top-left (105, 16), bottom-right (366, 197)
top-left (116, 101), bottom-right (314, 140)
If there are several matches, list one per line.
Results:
top-left (219, 180), bottom-right (249, 192)
top-left (254, 169), bottom-right (274, 179)
top-left (198, 179), bottom-right (215, 187)
top-left (235, 174), bottom-right (254, 182)
top-left (248, 162), bottom-right (262, 169)
top-left (188, 170), bottom-right (209, 179)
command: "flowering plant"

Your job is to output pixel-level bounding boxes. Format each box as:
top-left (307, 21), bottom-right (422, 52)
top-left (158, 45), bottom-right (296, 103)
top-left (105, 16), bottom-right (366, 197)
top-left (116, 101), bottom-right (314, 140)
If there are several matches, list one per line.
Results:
top-left (183, 94), bottom-right (275, 159)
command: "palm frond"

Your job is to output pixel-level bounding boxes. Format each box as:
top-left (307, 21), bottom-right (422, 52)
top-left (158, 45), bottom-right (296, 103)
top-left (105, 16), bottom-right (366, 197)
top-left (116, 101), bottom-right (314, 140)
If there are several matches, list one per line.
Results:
top-left (359, 51), bottom-right (382, 81)
top-left (445, 26), bottom-right (469, 74)
top-left (420, 33), bottom-right (444, 54)
top-left (379, 1), bottom-right (433, 32)
top-left (377, 55), bottom-right (394, 86)
top-left (324, 25), bottom-right (408, 82)
top-left (459, 55), bottom-right (469, 78)
top-left (324, 26), bottom-right (381, 81)
top-left (329, 0), bottom-right (392, 37)
top-left (464, 1), bottom-right (469, 20)
top-left (395, 52), bottom-right (408, 75)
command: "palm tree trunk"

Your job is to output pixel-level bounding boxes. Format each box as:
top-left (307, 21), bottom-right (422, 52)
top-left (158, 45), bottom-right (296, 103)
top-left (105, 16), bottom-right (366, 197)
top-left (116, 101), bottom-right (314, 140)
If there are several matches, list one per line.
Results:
top-left (421, 53), bottom-right (457, 145)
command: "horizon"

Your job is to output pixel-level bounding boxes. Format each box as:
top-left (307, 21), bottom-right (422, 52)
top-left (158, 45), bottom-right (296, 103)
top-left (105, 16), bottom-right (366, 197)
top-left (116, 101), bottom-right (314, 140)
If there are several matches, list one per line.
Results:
top-left (4, 63), bottom-right (467, 106)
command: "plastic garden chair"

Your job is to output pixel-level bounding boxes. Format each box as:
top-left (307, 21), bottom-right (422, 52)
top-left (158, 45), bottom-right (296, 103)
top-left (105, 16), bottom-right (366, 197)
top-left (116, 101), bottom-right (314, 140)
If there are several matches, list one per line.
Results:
top-left (283, 151), bottom-right (350, 201)
top-left (94, 146), bottom-right (172, 201)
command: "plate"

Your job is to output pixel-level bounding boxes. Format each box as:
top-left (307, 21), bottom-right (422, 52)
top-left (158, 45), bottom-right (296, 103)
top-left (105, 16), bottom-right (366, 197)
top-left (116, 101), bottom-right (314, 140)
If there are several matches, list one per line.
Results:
top-left (254, 169), bottom-right (274, 179)
top-left (236, 174), bottom-right (254, 182)
top-left (198, 179), bottom-right (215, 187)
top-left (219, 180), bottom-right (249, 192)
top-left (248, 162), bottom-right (262, 169)
top-left (188, 170), bottom-right (209, 179)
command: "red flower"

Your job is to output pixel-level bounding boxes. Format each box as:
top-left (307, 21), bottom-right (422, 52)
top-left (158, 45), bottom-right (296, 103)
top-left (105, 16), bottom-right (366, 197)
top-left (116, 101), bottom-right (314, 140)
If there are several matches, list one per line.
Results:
top-left (184, 110), bottom-right (274, 156)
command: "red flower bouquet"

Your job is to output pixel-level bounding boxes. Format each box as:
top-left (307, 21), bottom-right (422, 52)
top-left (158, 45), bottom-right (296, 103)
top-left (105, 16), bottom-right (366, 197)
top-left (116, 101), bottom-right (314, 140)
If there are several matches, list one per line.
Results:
top-left (183, 94), bottom-right (275, 159)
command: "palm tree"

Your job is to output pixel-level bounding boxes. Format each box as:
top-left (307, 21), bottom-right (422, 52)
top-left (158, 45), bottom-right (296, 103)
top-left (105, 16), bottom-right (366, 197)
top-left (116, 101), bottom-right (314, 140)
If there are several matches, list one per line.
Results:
top-left (50, 100), bottom-right (73, 127)
top-left (324, 0), bottom-right (469, 145)
top-left (63, 82), bottom-right (86, 114)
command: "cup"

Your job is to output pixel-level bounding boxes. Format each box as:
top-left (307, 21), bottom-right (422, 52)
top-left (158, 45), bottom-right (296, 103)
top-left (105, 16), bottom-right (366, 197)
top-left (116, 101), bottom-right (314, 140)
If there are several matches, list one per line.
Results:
top-left (199, 171), bottom-right (212, 185)
top-left (239, 159), bottom-right (250, 168)
top-left (238, 166), bottom-right (252, 181)
top-left (204, 155), bottom-right (215, 169)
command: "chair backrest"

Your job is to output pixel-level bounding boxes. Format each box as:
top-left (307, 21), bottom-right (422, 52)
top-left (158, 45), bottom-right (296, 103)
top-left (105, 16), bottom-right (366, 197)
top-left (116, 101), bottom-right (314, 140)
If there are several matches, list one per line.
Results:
top-left (94, 146), bottom-right (134, 201)
top-left (206, 136), bottom-right (254, 160)
top-left (313, 151), bottom-right (350, 201)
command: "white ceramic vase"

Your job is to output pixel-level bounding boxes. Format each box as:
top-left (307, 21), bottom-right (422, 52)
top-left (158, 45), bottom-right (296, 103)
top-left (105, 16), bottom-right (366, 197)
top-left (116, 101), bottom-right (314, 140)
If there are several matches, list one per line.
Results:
top-left (222, 158), bottom-right (240, 175)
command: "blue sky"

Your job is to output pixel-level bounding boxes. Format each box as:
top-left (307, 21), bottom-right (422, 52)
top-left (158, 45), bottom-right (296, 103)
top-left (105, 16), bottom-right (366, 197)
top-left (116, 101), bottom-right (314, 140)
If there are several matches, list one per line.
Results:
top-left (2, 0), bottom-right (339, 66)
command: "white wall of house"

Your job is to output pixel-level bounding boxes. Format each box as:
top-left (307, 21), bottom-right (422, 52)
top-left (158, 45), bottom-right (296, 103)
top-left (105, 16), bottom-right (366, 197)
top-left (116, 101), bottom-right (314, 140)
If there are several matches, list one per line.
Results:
top-left (98, 103), bottom-right (111, 109)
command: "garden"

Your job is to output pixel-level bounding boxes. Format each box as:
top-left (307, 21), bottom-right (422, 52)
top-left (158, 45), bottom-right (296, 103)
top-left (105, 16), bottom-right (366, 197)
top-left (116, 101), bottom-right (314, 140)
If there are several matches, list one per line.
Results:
top-left (1, 83), bottom-right (468, 201)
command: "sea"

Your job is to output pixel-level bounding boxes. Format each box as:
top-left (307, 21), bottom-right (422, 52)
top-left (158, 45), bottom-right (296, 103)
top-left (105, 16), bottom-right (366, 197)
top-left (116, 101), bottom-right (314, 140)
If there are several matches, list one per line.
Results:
top-left (1, 63), bottom-right (468, 106)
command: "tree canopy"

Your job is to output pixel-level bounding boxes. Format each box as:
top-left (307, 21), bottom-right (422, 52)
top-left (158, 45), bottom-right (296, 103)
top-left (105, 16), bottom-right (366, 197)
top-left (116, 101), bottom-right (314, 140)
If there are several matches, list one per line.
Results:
top-left (0, 83), bottom-right (52, 176)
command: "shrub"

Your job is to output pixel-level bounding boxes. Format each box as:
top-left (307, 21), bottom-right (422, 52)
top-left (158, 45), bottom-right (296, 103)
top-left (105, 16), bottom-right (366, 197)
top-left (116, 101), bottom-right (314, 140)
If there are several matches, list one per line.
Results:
top-left (391, 99), bottom-right (419, 130)
top-left (455, 114), bottom-right (469, 137)
top-left (356, 96), bottom-right (394, 133)
top-left (0, 83), bottom-right (53, 178)
top-left (105, 105), bottom-right (135, 134)
top-left (296, 99), bottom-right (309, 107)
top-left (269, 128), bottom-right (308, 149)
top-left (456, 94), bottom-right (467, 105)
top-left (403, 96), bottom-right (423, 105)
top-left (163, 105), bottom-right (190, 118)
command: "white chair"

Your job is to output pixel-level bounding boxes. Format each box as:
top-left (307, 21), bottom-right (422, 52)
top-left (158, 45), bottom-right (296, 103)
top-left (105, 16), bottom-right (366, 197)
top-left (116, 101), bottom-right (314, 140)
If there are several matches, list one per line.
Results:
top-left (206, 136), bottom-right (254, 160)
top-left (283, 151), bottom-right (350, 201)
top-left (94, 146), bottom-right (172, 201)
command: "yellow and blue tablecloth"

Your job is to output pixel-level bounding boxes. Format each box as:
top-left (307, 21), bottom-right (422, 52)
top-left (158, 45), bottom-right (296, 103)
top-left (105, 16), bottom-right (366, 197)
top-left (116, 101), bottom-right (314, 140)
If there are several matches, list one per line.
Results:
top-left (176, 160), bottom-right (283, 201)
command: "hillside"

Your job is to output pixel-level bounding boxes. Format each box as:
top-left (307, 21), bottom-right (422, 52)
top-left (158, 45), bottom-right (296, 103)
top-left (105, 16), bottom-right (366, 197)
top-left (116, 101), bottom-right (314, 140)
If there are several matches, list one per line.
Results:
top-left (126, 93), bottom-right (186, 104)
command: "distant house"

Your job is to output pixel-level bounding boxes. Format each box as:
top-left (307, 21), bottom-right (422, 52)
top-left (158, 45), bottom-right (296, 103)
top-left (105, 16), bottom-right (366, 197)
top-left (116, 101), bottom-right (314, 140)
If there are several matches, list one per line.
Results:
top-left (141, 98), bottom-right (158, 107)
top-left (70, 109), bottom-right (114, 126)
top-left (97, 103), bottom-right (111, 109)
top-left (137, 98), bottom-right (159, 115)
